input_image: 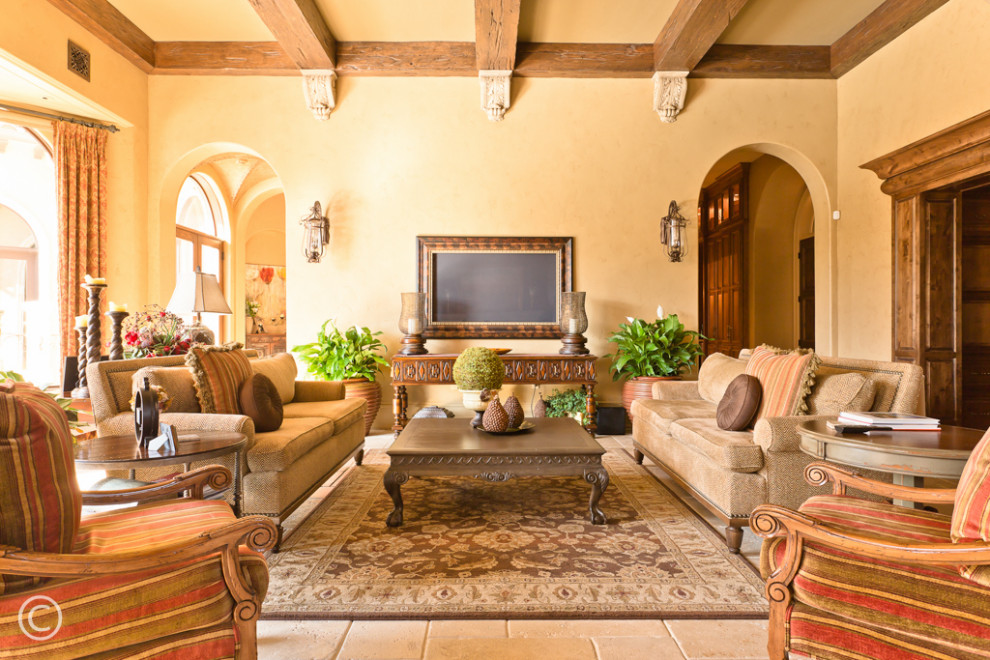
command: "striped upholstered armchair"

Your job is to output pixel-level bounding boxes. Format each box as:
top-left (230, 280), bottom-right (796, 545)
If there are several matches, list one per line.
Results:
top-left (753, 446), bottom-right (990, 660)
top-left (0, 381), bottom-right (276, 659)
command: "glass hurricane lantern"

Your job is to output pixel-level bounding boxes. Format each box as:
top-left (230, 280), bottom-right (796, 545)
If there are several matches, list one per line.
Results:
top-left (398, 292), bottom-right (428, 355)
top-left (559, 291), bottom-right (589, 355)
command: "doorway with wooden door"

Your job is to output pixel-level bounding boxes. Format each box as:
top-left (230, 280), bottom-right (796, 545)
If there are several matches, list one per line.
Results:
top-left (698, 154), bottom-right (816, 359)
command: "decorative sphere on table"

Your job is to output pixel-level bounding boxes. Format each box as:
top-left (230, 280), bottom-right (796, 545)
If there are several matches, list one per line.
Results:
top-left (452, 347), bottom-right (505, 390)
top-left (482, 393), bottom-right (509, 432)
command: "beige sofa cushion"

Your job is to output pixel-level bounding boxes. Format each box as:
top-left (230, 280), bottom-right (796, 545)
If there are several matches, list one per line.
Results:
top-left (808, 372), bottom-right (877, 415)
top-left (131, 366), bottom-right (200, 413)
top-left (247, 416), bottom-right (335, 472)
top-left (697, 353), bottom-right (748, 404)
top-left (250, 353), bottom-right (296, 404)
top-left (631, 398), bottom-right (718, 434)
top-left (282, 398), bottom-right (365, 431)
top-left (669, 418), bottom-right (764, 473)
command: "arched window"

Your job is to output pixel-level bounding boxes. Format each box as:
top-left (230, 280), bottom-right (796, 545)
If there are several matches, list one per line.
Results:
top-left (175, 173), bottom-right (228, 340)
top-left (0, 121), bottom-right (57, 384)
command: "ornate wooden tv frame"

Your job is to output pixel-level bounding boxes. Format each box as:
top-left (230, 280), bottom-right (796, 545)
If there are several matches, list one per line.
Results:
top-left (390, 353), bottom-right (598, 435)
top-left (417, 236), bottom-right (573, 339)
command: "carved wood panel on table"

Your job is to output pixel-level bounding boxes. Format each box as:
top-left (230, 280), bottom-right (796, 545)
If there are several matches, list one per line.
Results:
top-left (390, 353), bottom-right (598, 435)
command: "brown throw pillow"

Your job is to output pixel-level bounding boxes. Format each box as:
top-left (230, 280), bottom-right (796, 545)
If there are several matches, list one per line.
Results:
top-left (239, 373), bottom-right (283, 433)
top-left (717, 374), bottom-right (763, 431)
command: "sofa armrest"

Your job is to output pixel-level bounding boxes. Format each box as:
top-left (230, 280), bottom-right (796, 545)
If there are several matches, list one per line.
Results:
top-left (293, 380), bottom-right (346, 402)
top-left (753, 414), bottom-right (833, 453)
top-left (652, 380), bottom-right (702, 400)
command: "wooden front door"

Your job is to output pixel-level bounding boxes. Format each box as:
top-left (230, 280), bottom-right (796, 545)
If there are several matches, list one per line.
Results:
top-left (699, 164), bottom-right (749, 358)
top-left (798, 236), bottom-right (815, 349)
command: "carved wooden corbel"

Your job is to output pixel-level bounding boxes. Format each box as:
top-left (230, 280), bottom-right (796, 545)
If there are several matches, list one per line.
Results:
top-left (302, 70), bottom-right (337, 120)
top-left (479, 70), bottom-right (512, 122)
top-left (652, 71), bottom-right (688, 123)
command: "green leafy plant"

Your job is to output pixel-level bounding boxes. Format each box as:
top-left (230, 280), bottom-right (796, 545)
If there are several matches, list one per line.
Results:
top-left (0, 370), bottom-right (81, 425)
top-left (606, 314), bottom-right (705, 381)
top-left (452, 347), bottom-right (504, 390)
top-left (544, 388), bottom-right (593, 420)
top-left (292, 320), bottom-right (389, 382)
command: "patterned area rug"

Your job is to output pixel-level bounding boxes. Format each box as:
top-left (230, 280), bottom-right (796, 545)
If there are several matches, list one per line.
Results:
top-left (262, 439), bottom-right (768, 619)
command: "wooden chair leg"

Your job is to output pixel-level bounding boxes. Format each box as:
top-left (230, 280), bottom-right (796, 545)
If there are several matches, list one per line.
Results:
top-left (766, 585), bottom-right (790, 660)
top-left (633, 448), bottom-right (645, 464)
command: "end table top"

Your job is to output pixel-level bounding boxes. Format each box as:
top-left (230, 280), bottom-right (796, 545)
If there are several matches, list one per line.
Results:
top-left (797, 419), bottom-right (983, 460)
top-left (389, 417), bottom-right (604, 456)
top-left (75, 430), bottom-right (247, 468)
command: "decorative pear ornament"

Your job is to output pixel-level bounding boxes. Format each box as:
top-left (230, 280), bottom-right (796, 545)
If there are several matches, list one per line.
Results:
top-left (482, 393), bottom-right (510, 432)
top-left (504, 394), bottom-right (524, 428)
top-left (533, 393), bottom-right (547, 418)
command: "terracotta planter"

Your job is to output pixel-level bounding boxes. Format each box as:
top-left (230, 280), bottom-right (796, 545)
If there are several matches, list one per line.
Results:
top-left (343, 377), bottom-right (381, 436)
top-left (622, 376), bottom-right (680, 417)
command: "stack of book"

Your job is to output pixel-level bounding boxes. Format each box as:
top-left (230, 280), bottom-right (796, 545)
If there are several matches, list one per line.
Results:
top-left (829, 412), bottom-right (941, 433)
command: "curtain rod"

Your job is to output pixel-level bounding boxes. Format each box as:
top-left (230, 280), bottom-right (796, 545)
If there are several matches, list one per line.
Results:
top-left (0, 103), bottom-right (119, 133)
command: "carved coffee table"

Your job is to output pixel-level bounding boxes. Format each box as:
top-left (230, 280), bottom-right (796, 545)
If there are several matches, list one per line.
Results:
top-left (384, 417), bottom-right (609, 527)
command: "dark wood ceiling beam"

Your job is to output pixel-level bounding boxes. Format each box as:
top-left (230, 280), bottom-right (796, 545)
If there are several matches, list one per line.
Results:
top-left (154, 42), bottom-right (297, 75)
top-left (515, 43), bottom-right (652, 78)
top-left (693, 45), bottom-right (832, 79)
top-left (247, 0), bottom-right (336, 69)
top-left (474, 0), bottom-right (521, 71)
top-left (831, 0), bottom-right (950, 77)
top-left (336, 42), bottom-right (476, 77)
top-left (45, 0), bottom-right (155, 72)
top-left (653, 0), bottom-right (751, 72)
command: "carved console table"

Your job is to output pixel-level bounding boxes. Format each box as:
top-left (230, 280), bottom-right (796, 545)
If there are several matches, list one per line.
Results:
top-left (390, 353), bottom-right (599, 435)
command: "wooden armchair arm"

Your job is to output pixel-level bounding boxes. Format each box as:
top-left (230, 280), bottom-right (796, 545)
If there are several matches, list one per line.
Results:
top-left (0, 516), bottom-right (277, 578)
top-left (804, 462), bottom-right (956, 504)
top-left (81, 465), bottom-right (232, 505)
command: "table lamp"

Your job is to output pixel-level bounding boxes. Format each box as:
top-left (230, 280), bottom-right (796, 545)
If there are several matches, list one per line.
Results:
top-left (168, 267), bottom-right (231, 344)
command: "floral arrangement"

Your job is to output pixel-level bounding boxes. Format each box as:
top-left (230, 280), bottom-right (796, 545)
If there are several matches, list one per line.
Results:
top-left (123, 304), bottom-right (191, 357)
top-left (245, 299), bottom-right (261, 318)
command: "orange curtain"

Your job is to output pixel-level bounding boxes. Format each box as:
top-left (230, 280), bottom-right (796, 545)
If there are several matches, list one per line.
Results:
top-left (54, 122), bottom-right (108, 362)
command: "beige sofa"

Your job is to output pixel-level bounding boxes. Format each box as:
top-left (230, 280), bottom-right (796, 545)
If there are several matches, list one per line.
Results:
top-left (87, 352), bottom-right (366, 550)
top-left (631, 351), bottom-right (924, 552)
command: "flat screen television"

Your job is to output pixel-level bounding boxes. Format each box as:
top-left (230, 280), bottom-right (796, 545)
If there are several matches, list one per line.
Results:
top-left (417, 236), bottom-right (573, 339)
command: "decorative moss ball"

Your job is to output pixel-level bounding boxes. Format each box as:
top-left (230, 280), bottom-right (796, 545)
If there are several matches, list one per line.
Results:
top-left (453, 347), bottom-right (505, 390)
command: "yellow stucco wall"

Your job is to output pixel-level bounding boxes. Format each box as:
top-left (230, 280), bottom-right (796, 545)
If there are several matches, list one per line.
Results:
top-left (147, 75), bottom-right (838, 424)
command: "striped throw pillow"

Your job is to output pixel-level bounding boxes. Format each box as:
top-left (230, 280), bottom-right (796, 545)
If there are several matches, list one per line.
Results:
top-left (743, 345), bottom-right (820, 422)
top-left (185, 343), bottom-right (253, 414)
top-left (0, 381), bottom-right (82, 594)
top-left (951, 428), bottom-right (990, 586)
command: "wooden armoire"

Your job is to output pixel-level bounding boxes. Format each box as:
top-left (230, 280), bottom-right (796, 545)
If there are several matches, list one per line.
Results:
top-left (698, 163), bottom-right (749, 358)
top-left (862, 110), bottom-right (990, 426)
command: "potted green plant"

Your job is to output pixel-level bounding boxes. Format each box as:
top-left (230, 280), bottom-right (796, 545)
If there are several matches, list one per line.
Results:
top-left (606, 314), bottom-right (705, 415)
top-left (292, 320), bottom-right (390, 435)
top-left (452, 347), bottom-right (505, 428)
top-left (544, 388), bottom-right (594, 425)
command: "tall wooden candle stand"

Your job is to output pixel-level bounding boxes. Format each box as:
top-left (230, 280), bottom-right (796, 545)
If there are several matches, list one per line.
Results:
top-left (82, 283), bottom-right (107, 389)
top-left (71, 326), bottom-right (89, 398)
top-left (106, 310), bottom-right (129, 360)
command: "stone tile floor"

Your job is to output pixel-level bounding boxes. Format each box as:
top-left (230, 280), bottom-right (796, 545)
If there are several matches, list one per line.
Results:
top-left (255, 432), bottom-right (770, 660)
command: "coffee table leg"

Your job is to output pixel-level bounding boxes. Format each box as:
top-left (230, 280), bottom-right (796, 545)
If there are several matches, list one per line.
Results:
top-left (585, 468), bottom-right (609, 524)
top-left (384, 469), bottom-right (408, 527)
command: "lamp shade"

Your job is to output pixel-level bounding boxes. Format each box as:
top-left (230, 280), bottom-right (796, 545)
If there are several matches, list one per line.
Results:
top-left (168, 268), bottom-right (232, 315)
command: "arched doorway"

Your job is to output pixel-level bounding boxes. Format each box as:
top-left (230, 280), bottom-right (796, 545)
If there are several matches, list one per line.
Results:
top-left (698, 146), bottom-right (831, 355)
top-left (0, 121), bottom-right (57, 383)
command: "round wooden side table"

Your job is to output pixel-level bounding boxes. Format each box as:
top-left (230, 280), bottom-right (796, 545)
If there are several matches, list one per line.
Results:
top-left (796, 419), bottom-right (983, 507)
top-left (75, 431), bottom-right (247, 516)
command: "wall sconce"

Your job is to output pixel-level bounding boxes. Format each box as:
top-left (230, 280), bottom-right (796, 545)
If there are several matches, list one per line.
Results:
top-left (300, 201), bottom-right (330, 263)
top-left (660, 200), bottom-right (688, 262)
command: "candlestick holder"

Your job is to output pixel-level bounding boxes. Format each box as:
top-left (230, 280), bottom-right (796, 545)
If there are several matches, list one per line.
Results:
top-left (71, 326), bottom-right (89, 398)
top-left (82, 283), bottom-right (107, 376)
top-left (398, 292), bottom-right (428, 355)
top-left (106, 310), bottom-right (129, 360)
top-left (559, 291), bottom-right (590, 355)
